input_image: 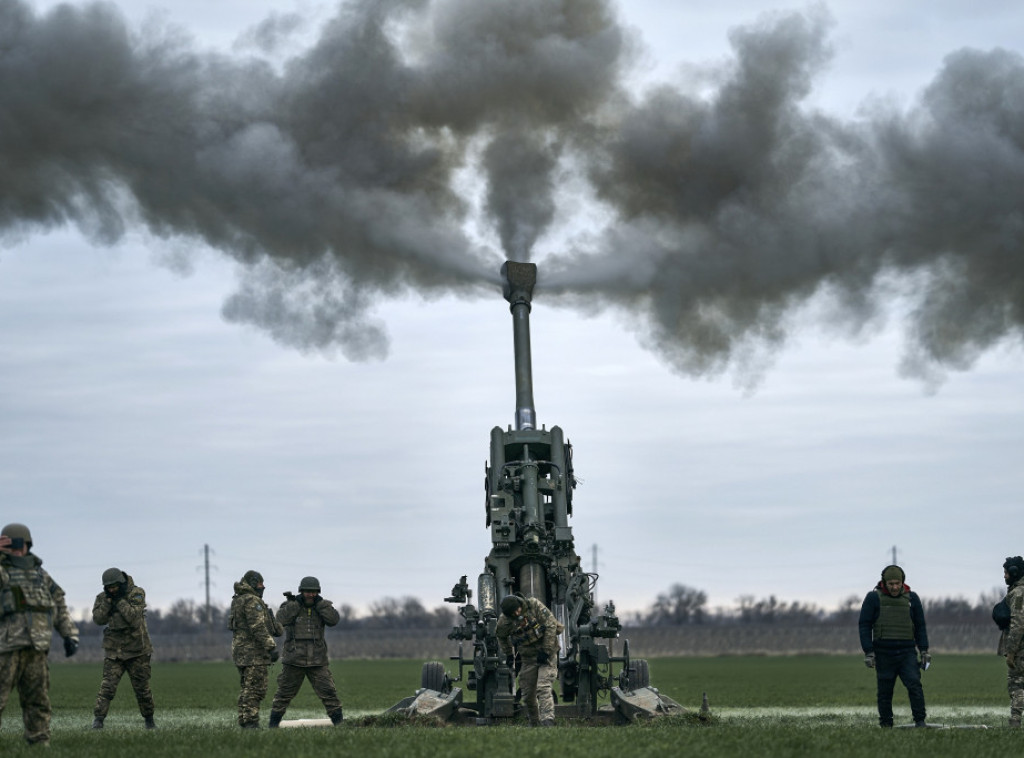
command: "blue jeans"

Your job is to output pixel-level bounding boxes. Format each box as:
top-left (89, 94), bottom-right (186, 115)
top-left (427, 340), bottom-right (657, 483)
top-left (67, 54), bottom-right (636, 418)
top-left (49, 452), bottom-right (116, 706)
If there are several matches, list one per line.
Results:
top-left (875, 647), bottom-right (925, 726)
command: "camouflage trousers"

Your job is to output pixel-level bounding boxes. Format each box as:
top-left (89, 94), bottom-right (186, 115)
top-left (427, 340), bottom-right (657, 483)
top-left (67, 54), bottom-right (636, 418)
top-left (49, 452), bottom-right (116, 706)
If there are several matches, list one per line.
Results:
top-left (0, 647), bottom-right (51, 745)
top-left (518, 658), bottom-right (557, 724)
top-left (95, 654), bottom-right (154, 719)
top-left (270, 664), bottom-right (342, 720)
top-left (1008, 661), bottom-right (1024, 722)
top-left (236, 664), bottom-right (271, 727)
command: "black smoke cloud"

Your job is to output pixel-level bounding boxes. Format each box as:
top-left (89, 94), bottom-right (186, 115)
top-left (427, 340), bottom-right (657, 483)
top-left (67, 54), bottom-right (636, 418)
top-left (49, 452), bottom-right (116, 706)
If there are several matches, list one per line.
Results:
top-left (1, 1), bottom-right (1022, 380)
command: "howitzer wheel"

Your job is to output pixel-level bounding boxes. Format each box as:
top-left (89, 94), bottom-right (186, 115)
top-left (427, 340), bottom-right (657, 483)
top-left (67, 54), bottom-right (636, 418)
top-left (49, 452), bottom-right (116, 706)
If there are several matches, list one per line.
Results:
top-left (421, 661), bottom-right (447, 692)
top-left (627, 659), bottom-right (650, 690)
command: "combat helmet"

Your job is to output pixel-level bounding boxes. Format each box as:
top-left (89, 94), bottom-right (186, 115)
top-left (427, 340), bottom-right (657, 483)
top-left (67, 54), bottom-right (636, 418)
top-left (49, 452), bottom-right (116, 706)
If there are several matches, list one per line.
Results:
top-left (1, 523), bottom-right (32, 548)
top-left (102, 568), bottom-right (127, 586)
top-left (298, 576), bottom-right (321, 592)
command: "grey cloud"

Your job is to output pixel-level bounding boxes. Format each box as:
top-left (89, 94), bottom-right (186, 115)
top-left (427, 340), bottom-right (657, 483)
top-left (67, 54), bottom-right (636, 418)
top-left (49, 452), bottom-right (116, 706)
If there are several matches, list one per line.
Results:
top-left (1, 1), bottom-right (1021, 380)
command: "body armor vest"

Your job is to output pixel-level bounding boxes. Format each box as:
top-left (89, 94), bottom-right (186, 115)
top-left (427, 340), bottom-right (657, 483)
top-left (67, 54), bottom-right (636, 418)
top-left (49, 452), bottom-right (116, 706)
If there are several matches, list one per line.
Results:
top-left (0, 561), bottom-right (56, 618)
top-left (873, 590), bottom-right (915, 641)
top-left (510, 614), bottom-right (546, 647)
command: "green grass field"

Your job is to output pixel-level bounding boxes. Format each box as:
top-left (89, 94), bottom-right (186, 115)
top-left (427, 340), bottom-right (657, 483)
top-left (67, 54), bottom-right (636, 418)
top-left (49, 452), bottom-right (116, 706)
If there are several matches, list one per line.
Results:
top-left (0, 655), bottom-right (1016, 757)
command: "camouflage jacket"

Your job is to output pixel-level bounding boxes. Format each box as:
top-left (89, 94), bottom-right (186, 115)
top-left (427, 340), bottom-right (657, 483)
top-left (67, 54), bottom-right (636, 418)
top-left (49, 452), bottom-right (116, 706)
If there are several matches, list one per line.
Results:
top-left (1002, 577), bottom-right (1024, 658)
top-left (496, 596), bottom-right (559, 658)
top-left (229, 581), bottom-right (283, 666)
top-left (0, 552), bottom-right (78, 654)
top-left (92, 574), bottom-right (153, 660)
top-left (277, 596), bottom-right (340, 667)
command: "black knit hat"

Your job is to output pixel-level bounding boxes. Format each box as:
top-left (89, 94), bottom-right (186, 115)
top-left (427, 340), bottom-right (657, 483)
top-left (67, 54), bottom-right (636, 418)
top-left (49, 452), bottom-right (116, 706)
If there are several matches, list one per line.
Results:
top-left (881, 565), bottom-right (905, 583)
top-left (243, 570), bottom-right (264, 590)
top-left (1004, 556), bottom-right (1024, 586)
top-left (500, 595), bottom-right (524, 617)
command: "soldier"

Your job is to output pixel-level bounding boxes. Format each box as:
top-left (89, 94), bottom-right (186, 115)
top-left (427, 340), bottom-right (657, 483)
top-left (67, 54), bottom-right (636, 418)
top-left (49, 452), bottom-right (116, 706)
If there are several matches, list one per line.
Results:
top-left (858, 565), bottom-right (930, 728)
top-left (229, 570), bottom-right (283, 728)
top-left (268, 576), bottom-right (343, 727)
top-left (999, 556), bottom-right (1024, 728)
top-left (91, 567), bottom-right (156, 729)
top-left (0, 523), bottom-right (79, 746)
top-left (496, 594), bottom-right (560, 726)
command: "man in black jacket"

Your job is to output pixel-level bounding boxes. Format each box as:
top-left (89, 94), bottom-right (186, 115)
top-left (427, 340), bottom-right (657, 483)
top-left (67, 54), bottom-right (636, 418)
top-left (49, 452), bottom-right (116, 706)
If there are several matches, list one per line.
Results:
top-left (858, 565), bottom-right (930, 728)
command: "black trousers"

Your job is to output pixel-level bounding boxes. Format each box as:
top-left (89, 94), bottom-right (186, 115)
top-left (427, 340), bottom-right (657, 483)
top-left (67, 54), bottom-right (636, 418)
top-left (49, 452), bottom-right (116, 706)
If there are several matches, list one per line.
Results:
top-left (875, 647), bottom-right (926, 726)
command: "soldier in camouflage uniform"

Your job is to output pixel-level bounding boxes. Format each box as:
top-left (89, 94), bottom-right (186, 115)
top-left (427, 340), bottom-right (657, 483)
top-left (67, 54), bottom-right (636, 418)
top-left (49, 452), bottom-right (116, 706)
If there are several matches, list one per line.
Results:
top-left (0, 523), bottom-right (79, 746)
top-left (229, 570), bottom-right (283, 728)
top-left (91, 567), bottom-right (155, 729)
top-left (496, 594), bottom-right (560, 726)
top-left (999, 556), bottom-right (1024, 728)
top-left (268, 576), bottom-right (343, 727)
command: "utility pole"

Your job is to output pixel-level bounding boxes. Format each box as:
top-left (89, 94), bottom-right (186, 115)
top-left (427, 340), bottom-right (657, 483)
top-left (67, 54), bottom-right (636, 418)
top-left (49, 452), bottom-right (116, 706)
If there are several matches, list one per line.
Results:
top-left (891, 545), bottom-right (898, 565)
top-left (201, 544), bottom-right (215, 629)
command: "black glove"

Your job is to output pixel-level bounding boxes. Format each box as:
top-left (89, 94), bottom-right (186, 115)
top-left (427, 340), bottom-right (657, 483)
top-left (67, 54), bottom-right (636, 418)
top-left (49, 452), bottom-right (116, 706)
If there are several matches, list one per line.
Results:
top-left (64, 637), bottom-right (79, 657)
top-left (536, 651), bottom-right (550, 665)
top-left (269, 648), bottom-right (280, 663)
top-left (505, 655), bottom-right (515, 669)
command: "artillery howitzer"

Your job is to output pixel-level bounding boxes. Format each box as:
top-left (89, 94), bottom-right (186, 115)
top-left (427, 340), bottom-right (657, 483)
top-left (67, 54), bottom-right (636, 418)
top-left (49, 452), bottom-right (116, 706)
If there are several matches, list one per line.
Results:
top-left (389, 262), bottom-right (685, 724)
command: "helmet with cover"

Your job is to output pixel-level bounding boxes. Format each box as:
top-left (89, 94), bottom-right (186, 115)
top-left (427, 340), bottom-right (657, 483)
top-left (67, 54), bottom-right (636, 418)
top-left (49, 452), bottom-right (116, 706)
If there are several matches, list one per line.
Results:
top-left (2, 523), bottom-right (32, 549)
top-left (102, 567), bottom-right (127, 585)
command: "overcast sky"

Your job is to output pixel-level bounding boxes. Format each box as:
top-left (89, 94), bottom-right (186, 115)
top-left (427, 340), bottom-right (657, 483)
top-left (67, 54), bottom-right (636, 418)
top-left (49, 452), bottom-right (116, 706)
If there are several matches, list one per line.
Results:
top-left (2, 0), bottom-right (1022, 623)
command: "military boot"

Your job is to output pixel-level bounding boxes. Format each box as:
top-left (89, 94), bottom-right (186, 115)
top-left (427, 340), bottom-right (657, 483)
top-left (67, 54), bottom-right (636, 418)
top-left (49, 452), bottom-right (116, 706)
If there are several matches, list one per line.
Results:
top-left (92, 716), bottom-right (104, 730)
top-left (144, 715), bottom-right (156, 729)
top-left (1010, 718), bottom-right (1021, 728)
top-left (329, 709), bottom-right (343, 726)
top-left (268, 711), bottom-right (284, 728)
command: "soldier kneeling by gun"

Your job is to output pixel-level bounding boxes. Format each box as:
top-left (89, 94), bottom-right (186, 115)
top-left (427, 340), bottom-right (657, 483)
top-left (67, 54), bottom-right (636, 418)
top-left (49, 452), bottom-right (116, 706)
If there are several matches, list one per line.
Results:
top-left (497, 594), bottom-right (560, 726)
top-left (268, 576), bottom-right (343, 727)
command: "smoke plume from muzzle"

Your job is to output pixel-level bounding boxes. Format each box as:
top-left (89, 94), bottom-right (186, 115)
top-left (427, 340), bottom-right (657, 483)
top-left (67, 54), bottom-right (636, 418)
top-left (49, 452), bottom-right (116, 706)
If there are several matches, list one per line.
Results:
top-left (1, 0), bottom-right (1021, 379)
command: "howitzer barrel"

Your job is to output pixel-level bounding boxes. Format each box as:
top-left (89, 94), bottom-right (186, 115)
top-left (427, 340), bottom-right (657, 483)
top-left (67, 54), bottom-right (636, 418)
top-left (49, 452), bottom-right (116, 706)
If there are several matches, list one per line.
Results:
top-left (501, 261), bottom-right (537, 431)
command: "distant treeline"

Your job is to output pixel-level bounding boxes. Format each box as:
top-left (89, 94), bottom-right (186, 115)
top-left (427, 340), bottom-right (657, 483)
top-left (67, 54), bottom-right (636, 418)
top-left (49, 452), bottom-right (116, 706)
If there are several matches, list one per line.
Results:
top-left (73, 596), bottom-right (458, 636)
top-left (71, 584), bottom-right (1008, 636)
top-left (624, 583), bottom-right (1008, 627)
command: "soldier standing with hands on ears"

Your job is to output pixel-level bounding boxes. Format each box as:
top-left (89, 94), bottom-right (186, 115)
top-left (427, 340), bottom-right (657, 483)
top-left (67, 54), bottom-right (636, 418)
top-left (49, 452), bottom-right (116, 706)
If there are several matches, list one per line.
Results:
top-left (268, 576), bottom-right (344, 727)
top-left (91, 567), bottom-right (156, 729)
